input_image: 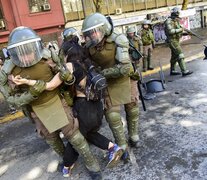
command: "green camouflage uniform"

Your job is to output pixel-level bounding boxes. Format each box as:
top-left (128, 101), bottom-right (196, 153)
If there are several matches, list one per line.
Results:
top-left (89, 31), bottom-right (140, 150)
top-left (0, 58), bottom-right (100, 174)
top-left (164, 17), bottom-right (187, 73)
top-left (141, 28), bottom-right (154, 71)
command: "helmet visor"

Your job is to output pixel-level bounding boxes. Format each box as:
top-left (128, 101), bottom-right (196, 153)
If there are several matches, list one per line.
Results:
top-left (8, 41), bottom-right (43, 67)
top-left (83, 26), bottom-right (105, 48)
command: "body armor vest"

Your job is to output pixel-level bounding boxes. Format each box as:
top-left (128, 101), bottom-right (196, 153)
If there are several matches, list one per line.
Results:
top-left (128, 38), bottom-right (139, 49)
top-left (89, 41), bottom-right (116, 69)
top-left (89, 39), bottom-right (131, 106)
top-left (141, 29), bottom-right (154, 46)
top-left (165, 18), bottom-right (182, 41)
top-left (12, 59), bottom-right (58, 106)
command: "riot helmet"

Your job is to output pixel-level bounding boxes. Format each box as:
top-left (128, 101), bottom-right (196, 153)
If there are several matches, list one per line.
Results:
top-left (143, 20), bottom-right (151, 25)
top-left (82, 13), bottom-right (112, 48)
top-left (126, 27), bottom-right (136, 38)
top-left (126, 27), bottom-right (136, 34)
top-left (142, 19), bottom-right (151, 29)
top-left (171, 7), bottom-right (180, 19)
top-left (62, 27), bottom-right (81, 43)
top-left (7, 26), bottom-right (43, 67)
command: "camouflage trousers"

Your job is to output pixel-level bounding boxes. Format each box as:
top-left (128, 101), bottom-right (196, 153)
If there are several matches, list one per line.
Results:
top-left (168, 40), bottom-right (186, 72)
top-left (104, 79), bottom-right (139, 150)
top-left (143, 44), bottom-right (153, 70)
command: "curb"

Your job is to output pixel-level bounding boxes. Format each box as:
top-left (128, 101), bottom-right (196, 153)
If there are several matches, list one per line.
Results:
top-left (0, 51), bottom-right (204, 124)
top-left (0, 111), bottom-right (24, 124)
top-left (142, 51), bottom-right (204, 77)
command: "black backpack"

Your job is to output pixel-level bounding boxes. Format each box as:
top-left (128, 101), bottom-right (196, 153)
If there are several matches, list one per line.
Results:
top-left (73, 62), bottom-right (107, 101)
top-left (85, 65), bottom-right (107, 101)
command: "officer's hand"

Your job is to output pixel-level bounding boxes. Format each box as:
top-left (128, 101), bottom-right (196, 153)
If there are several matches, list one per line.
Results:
top-left (129, 70), bottom-right (140, 81)
top-left (7, 96), bottom-right (15, 106)
top-left (59, 66), bottom-right (73, 82)
top-left (29, 80), bottom-right (46, 97)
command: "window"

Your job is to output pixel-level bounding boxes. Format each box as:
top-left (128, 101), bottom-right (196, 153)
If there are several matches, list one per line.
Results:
top-left (61, 0), bottom-right (83, 13)
top-left (28, 0), bottom-right (51, 13)
top-left (0, 7), bottom-right (6, 30)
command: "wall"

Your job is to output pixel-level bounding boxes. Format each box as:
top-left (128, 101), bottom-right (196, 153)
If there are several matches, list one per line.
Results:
top-left (0, 0), bottom-right (65, 44)
top-left (10, 0), bottom-right (65, 30)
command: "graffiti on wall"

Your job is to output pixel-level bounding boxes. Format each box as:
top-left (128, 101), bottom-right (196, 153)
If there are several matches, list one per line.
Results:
top-left (189, 11), bottom-right (201, 29)
top-left (180, 17), bottom-right (191, 41)
top-left (153, 23), bottom-right (167, 43)
top-left (149, 12), bottom-right (191, 44)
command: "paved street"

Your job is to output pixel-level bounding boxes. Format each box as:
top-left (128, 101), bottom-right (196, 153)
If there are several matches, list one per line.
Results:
top-left (1, 57), bottom-right (207, 180)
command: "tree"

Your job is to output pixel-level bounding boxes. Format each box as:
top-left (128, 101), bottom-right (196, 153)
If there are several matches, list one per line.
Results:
top-left (93, 0), bottom-right (103, 13)
top-left (182, 0), bottom-right (189, 10)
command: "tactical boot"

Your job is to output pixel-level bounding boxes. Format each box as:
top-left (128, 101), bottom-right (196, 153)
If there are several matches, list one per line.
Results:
top-left (68, 130), bottom-right (101, 174)
top-left (182, 70), bottom-right (193, 77)
top-left (147, 67), bottom-right (154, 70)
top-left (129, 139), bottom-right (138, 147)
top-left (170, 70), bottom-right (181, 76)
top-left (129, 138), bottom-right (143, 148)
top-left (121, 150), bottom-right (130, 164)
top-left (105, 110), bottom-right (128, 151)
top-left (125, 105), bottom-right (139, 148)
top-left (147, 61), bottom-right (153, 71)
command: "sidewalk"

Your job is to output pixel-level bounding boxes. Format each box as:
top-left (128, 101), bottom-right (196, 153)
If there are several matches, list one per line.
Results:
top-left (0, 27), bottom-right (206, 123)
top-left (142, 27), bottom-right (207, 76)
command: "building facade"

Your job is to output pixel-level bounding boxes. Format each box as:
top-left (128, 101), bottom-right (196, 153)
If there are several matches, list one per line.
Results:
top-left (0, 0), bottom-right (207, 48)
top-left (0, 0), bottom-right (65, 47)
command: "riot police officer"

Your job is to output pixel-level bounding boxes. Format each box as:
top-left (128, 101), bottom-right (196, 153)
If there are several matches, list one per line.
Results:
top-left (82, 13), bottom-right (140, 159)
top-left (126, 26), bottom-right (143, 60)
top-left (164, 7), bottom-right (193, 76)
top-left (140, 20), bottom-right (155, 72)
top-left (0, 26), bottom-right (101, 179)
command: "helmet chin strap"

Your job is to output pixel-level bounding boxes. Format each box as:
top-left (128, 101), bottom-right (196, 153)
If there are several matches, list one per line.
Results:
top-left (95, 37), bottom-right (106, 51)
top-left (106, 16), bottom-right (114, 36)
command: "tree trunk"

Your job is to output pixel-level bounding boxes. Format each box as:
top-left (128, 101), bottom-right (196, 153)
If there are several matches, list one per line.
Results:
top-left (93, 0), bottom-right (103, 13)
top-left (182, 0), bottom-right (189, 10)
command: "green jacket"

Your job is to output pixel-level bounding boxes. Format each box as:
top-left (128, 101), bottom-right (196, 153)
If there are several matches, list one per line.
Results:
top-left (164, 18), bottom-right (183, 42)
top-left (141, 28), bottom-right (154, 46)
top-left (12, 59), bottom-right (58, 106)
top-left (89, 32), bottom-right (132, 106)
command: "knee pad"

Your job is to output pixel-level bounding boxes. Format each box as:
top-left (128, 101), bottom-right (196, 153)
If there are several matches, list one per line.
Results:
top-left (105, 109), bottom-right (128, 150)
top-left (68, 130), bottom-right (100, 172)
top-left (178, 53), bottom-right (184, 61)
top-left (105, 111), bottom-right (122, 126)
top-left (45, 134), bottom-right (65, 157)
top-left (126, 105), bottom-right (139, 121)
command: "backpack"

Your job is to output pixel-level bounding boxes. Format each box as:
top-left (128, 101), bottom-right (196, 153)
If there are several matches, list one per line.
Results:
top-left (85, 65), bottom-right (107, 101)
top-left (73, 61), bottom-right (107, 101)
